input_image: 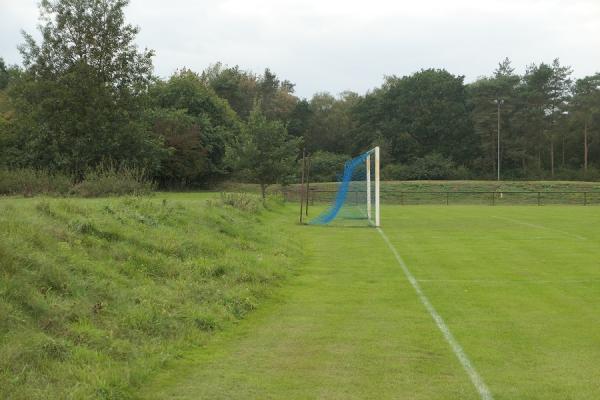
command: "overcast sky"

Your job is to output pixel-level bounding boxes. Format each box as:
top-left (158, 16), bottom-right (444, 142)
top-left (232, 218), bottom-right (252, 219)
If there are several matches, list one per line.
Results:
top-left (1, 0), bottom-right (599, 98)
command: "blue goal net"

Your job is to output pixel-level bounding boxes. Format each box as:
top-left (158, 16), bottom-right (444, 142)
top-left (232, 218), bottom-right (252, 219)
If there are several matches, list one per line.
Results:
top-left (309, 148), bottom-right (378, 227)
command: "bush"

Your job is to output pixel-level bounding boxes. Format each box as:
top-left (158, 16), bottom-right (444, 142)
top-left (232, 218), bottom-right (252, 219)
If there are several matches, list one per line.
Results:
top-left (554, 167), bottom-right (600, 182)
top-left (70, 165), bottom-right (155, 197)
top-left (306, 151), bottom-right (349, 182)
top-left (381, 163), bottom-right (411, 180)
top-left (217, 192), bottom-right (262, 213)
top-left (583, 167), bottom-right (600, 182)
top-left (409, 153), bottom-right (457, 179)
top-left (452, 165), bottom-right (472, 180)
top-left (0, 168), bottom-right (72, 196)
top-left (382, 154), bottom-right (470, 180)
top-left (0, 165), bottom-right (155, 198)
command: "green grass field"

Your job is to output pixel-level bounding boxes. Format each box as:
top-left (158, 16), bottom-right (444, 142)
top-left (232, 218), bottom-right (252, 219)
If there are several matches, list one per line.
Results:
top-left (144, 204), bottom-right (600, 399)
top-left (2, 192), bottom-right (600, 399)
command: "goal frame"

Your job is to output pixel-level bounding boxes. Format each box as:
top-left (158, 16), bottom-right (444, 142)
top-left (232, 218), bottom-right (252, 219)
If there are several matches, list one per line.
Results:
top-left (306, 145), bottom-right (381, 227)
top-left (366, 146), bottom-right (381, 227)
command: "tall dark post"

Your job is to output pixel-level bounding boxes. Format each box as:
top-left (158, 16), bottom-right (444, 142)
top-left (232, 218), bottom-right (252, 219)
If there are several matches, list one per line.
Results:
top-left (300, 149), bottom-right (306, 224)
top-left (305, 154), bottom-right (311, 216)
top-left (495, 98), bottom-right (504, 181)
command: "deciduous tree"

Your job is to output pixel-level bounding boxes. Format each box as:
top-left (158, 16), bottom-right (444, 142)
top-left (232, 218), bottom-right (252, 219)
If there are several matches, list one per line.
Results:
top-left (149, 69), bottom-right (241, 187)
top-left (10, 0), bottom-right (164, 175)
top-left (227, 107), bottom-right (301, 198)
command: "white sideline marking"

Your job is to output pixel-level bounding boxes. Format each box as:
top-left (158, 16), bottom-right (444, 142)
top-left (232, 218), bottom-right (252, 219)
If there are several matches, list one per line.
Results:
top-left (418, 278), bottom-right (600, 284)
top-left (377, 228), bottom-right (494, 400)
top-left (492, 216), bottom-right (587, 241)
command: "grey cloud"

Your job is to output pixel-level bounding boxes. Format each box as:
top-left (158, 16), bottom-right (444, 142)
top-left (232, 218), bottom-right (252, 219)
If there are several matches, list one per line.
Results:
top-left (1, 0), bottom-right (599, 98)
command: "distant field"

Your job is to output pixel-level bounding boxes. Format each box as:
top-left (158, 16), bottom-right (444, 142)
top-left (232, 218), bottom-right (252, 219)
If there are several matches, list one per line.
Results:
top-left (220, 180), bottom-right (600, 194)
top-left (222, 180), bottom-right (600, 205)
top-left (307, 179), bottom-right (600, 192)
top-left (279, 180), bottom-right (600, 206)
top-left (144, 204), bottom-right (600, 399)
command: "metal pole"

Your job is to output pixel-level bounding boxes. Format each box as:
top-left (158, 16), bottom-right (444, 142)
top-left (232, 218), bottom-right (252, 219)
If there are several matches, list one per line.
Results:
top-left (497, 99), bottom-right (502, 181)
top-left (299, 149), bottom-right (305, 223)
top-left (366, 153), bottom-right (371, 220)
top-left (375, 147), bottom-right (381, 227)
top-left (305, 155), bottom-right (311, 216)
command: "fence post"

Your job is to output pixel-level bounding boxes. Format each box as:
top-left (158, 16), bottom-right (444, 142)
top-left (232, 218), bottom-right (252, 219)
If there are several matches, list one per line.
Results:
top-left (401, 192), bottom-right (404, 206)
top-left (492, 192), bottom-right (495, 206)
top-left (446, 192), bottom-right (449, 206)
top-left (537, 192), bottom-right (541, 206)
top-left (584, 192), bottom-right (587, 206)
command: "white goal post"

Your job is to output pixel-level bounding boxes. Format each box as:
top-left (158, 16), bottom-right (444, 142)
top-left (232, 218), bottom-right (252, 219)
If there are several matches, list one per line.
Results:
top-left (366, 146), bottom-right (380, 227)
top-left (308, 145), bottom-right (380, 227)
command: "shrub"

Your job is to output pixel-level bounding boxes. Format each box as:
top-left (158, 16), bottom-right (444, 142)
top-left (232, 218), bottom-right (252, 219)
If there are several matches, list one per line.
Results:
top-left (554, 167), bottom-right (600, 182)
top-left (382, 154), bottom-right (470, 180)
top-left (381, 163), bottom-right (411, 181)
top-left (0, 165), bottom-right (155, 198)
top-left (71, 165), bottom-right (155, 197)
top-left (451, 165), bottom-right (472, 180)
top-left (306, 151), bottom-right (349, 182)
top-left (0, 168), bottom-right (72, 196)
top-left (408, 153), bottom-right (457, 179)
top-left (583, 167), bottom-right (600, 182)
top-left (217, 192), bottom-right (262, 213)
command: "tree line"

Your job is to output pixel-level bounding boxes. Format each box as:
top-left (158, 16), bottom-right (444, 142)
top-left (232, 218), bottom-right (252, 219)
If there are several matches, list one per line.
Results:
top-left (1, 0), bottom-right (600, 192)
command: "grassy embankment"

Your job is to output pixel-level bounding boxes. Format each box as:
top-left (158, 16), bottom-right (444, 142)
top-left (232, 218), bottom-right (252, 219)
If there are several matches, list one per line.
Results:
top-left (0, 193), bottom-right (300, 399)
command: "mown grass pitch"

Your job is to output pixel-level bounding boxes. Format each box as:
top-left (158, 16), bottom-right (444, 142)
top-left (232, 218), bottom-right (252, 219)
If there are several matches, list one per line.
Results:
top-left (383, 206), bottom-right (600, 399)
top-left (146, 205), bottom-right (600, 399)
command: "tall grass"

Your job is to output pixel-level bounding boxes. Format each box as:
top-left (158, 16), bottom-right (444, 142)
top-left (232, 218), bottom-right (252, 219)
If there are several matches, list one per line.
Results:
top-left (71, 164), bottom-right (154, 197)
top-left (0, 165), bottom-right (154, 197)
top-left (0, 168), bottom-right (72, 196)
top-left (0, 194), bottom-right (298, 399)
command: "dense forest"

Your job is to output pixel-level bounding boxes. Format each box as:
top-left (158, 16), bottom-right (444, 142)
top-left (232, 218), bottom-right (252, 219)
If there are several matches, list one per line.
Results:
top-left (1, 0), bottom-right (600, 189)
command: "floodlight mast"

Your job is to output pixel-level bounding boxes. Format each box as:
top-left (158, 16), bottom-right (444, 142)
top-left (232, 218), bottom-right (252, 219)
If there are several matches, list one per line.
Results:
top-left (367, 153), bottom-right (371, 220)
top-left (375, 146), bottom-right (380, 227)
top-left (495, 99), bottom-right (504, 181)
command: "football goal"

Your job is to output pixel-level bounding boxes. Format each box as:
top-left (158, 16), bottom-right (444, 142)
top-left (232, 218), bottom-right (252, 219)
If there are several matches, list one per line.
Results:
top-left (309, 147), bottom-right (380, 227)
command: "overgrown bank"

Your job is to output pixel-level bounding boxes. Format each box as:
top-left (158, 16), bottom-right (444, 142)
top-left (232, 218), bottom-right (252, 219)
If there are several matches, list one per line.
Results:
top-left (0, 193), bottom-right (299, 399)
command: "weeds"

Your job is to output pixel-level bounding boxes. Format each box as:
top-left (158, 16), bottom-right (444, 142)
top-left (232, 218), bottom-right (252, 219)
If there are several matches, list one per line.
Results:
top-left (0, 165), bottom-right (154, 198)
top-left (71, 164), bottom-right (155, 197)
top-left (218, 192), bottom-right (262, 212)
top-left (0, 168), bottom-right (72, 196)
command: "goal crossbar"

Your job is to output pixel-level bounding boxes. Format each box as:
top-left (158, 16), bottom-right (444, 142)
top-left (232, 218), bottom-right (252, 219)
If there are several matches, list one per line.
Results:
top-left (309, 146), bottom-right (380, 227)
